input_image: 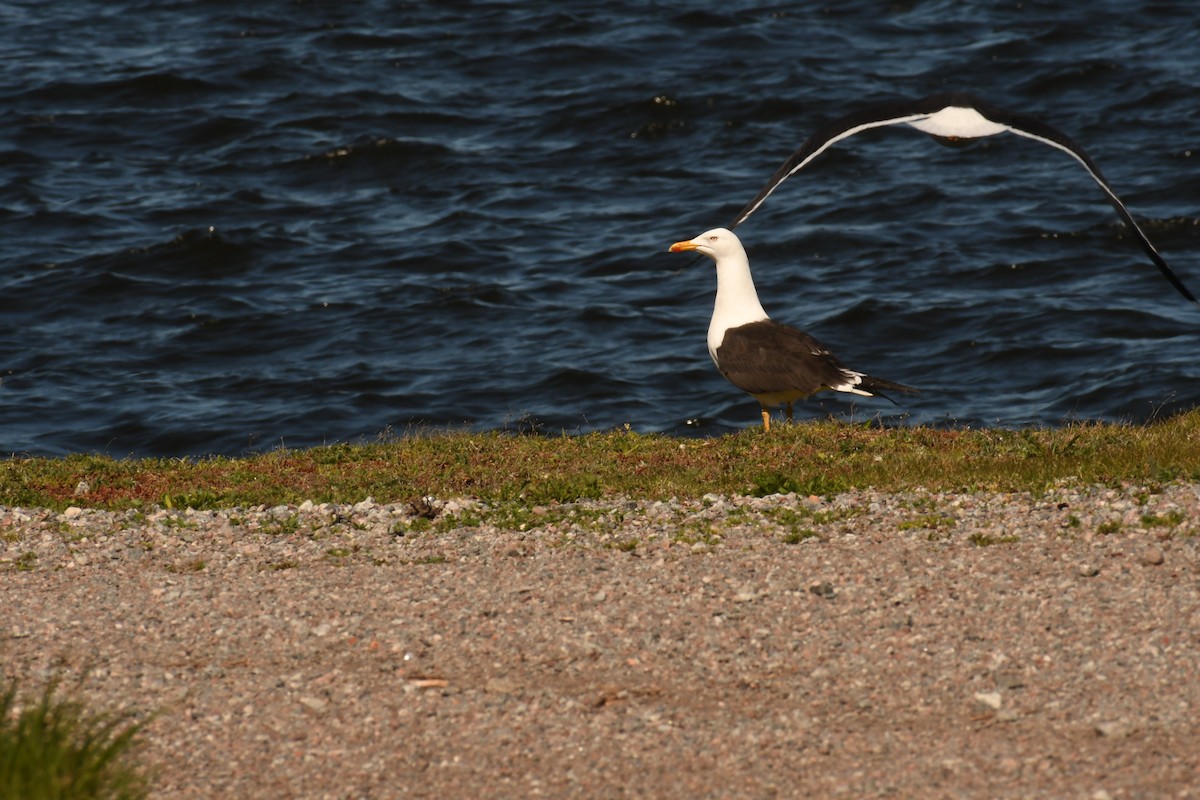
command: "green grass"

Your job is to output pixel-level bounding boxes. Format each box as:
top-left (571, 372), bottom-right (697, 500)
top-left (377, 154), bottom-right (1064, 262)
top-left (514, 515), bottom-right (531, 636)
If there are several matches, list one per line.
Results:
top-left (2, 411), bottom-right (1199, 511)
top-left (11, 552), bottom-right (38, 572)
top-left (780, 529), bottom-right (819, 544)
top-left (1141, 511), bottom-right (1186, 528)
top-left (898, 514), bottom-right (957, 531)
top-left (0, 676), bottom-right (152, 800)
top-left (265, 514), bottom-right (302, 536)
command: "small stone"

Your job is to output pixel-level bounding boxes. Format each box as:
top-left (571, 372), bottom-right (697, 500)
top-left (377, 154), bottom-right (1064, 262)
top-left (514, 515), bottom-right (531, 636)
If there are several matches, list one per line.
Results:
top-left (973, 691), bottom-right (1003, 711)
top-left (298, 696), bottom-right (328, 713)
top-left (1093, 719), bottom-right (1131, 738)
top-left (1141, 545), bottom-right (1164, 566)
top-left (995, 673), bottom-right (1025, 691)
top-left (808, 581), bottom-right (835, 599)
top-left (1077, 563), bottom-right (1100, 578)
top-left (63, 506), bottom-right (84, 519)
top-left (485, 677), bottom-right (519, 695)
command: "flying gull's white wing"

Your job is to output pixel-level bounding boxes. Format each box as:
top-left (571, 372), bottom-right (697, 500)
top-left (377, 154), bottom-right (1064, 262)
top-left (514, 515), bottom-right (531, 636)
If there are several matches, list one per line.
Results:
top-left (730, 91), bottom-right (1197, 307)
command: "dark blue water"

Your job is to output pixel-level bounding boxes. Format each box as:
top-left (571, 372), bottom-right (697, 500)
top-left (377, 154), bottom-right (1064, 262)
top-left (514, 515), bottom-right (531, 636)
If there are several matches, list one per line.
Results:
top-left (2, 1), bottom-right (1198, 457)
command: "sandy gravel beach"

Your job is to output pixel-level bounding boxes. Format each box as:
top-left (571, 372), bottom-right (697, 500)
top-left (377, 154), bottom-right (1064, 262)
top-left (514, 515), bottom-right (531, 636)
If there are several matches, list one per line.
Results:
top-left (3, 483), bottom-right (1199, 798)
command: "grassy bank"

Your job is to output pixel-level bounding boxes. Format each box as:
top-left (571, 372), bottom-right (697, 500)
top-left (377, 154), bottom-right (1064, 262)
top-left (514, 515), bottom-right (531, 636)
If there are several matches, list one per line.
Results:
top-left (2, 412), bottom-right (1199, 511)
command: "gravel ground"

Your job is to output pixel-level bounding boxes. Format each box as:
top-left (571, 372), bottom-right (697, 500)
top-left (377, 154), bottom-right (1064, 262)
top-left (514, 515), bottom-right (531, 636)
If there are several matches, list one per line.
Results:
top-left (3, 482), bottom-right (1199, 799)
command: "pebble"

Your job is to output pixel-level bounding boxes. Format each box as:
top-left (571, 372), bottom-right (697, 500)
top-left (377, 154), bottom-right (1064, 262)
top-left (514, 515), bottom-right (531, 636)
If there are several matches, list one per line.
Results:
top-left (298, 696), bottom-right (328, 714)
top-left (1093, 720), bottom-right (1132, 738)
top-left (973, 691), bottom-right (1003, 711)
top-left (808, 581), bottom-right (836, 599)
top-left (1141, 545), bottom-right (1165, 566)
top-left (485, 677), bottom-right (519, 695)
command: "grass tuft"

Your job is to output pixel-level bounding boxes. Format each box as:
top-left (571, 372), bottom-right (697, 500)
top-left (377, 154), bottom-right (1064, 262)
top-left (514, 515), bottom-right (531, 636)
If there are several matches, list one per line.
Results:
top-left (0, 675), bottom-right (152, 800)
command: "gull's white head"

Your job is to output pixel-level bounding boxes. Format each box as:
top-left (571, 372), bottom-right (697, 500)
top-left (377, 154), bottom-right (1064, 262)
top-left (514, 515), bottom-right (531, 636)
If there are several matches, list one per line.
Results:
top-left (668, 227), bottom-right (745, 261)
top-left (668, 226), bottom-right (767, 351)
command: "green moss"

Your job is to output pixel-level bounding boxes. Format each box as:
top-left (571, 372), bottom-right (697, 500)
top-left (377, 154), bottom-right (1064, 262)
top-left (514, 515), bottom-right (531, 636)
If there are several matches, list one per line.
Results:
top-left (671, 520), bottom-right (722, 546)
top-left (967, 533), bottom-right (1021, 546)
top-left (750, 471), bottom-right (850, 499)
top-left (265, 514), bottom-right (301, 536)
top-left (1141, 511), bottom-right (1186, 528)
top-left (159, 515), bottom-right (196, 530)
top-left (391, 518), bottom-right (431, 536)
top-left (11, 552), bottom-right (37, 572)
top-left (322, 548), bottom-right (353, 565)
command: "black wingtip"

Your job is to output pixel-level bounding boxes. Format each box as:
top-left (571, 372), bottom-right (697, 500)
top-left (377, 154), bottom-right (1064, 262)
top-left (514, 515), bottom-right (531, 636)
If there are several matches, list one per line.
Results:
top-left (864, 378), bottom-right (920, 405)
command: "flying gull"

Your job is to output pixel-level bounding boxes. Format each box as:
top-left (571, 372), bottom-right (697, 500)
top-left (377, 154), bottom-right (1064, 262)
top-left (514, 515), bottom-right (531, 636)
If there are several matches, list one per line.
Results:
top-left (730, 91), bottom-right (1198, 307)
top-left (669, 227), bottom-right (917, 430)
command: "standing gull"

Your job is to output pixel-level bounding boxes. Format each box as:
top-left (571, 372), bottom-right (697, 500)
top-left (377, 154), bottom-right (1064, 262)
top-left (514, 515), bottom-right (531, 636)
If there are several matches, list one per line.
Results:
top-left (731, 91), bottom-right (1198, 307)
top-left (669, 227), bottom-right (917, 431)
